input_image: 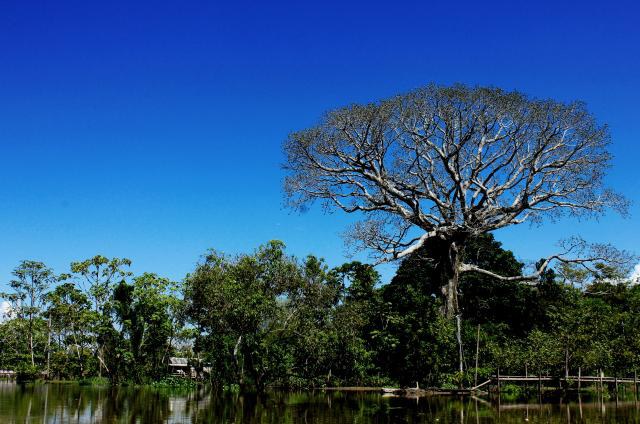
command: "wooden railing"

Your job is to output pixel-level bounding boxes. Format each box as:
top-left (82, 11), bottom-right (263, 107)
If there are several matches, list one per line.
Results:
top-left (472, 372), bottom-right (640, 394)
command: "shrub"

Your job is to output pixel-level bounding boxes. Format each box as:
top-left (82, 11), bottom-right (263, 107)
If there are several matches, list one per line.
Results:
top-left (16, 364), bottom-right (40, 383)
top-left (151, 376), bottom-right (197, 390)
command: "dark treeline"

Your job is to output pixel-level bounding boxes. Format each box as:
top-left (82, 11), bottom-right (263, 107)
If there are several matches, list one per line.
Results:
top-left (1, 235), bottom-right (639, 389)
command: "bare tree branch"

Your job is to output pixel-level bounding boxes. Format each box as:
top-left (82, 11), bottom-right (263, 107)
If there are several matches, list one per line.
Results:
top-left (284, 83), bottom-right (629, 316)
top-left (461, 237), bottom-right (636, 285)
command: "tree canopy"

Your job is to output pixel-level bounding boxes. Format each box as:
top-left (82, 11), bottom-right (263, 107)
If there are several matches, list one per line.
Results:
top-left (1, 239), bottom-right (639, 390)
top-left (284, 84), bottom-right (631, 318)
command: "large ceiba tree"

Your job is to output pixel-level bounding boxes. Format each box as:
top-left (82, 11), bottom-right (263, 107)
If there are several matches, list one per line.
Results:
top-left (284, 84), bottom-right (630, 322)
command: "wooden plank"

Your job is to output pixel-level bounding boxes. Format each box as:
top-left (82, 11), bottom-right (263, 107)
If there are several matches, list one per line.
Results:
top-left (578, 367), bottom-right (581, 391)
top-left (471, 379), bottom-right (492, 390)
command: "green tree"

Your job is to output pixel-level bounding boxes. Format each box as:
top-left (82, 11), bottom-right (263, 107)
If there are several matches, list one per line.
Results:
top-left (280, 256), bottom-right (342, 387)
top-left (185, 241), bottom-right (300, 390)
top-left (0, 318), bottom-right (32, 370)
top-left (64, 255), bottom-right (132, 378)
top-left (112, 273), bottom-right (183, 382)
top-left (45, 283), bottom-right (93, 378)
top-left (1, 260), bottom-right (56, 368)
top-left (68, 255), bottom-right (132, 314)
top-left (375, 253), bottom-right (456, 386)
top-left (284, 84), bottom-right (631, 379)
top-left (330, 262), bottom-right (383, 385)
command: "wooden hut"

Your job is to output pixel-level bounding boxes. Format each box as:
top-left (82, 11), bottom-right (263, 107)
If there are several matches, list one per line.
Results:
top-left (168, 357), bottom-right (193, 377)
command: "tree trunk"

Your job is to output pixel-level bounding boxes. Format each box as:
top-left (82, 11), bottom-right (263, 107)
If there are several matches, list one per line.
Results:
top-left (28, 312), bottom-right (35, 367)
top-left (46, 314), bottom-right (52, 379)
top-left (441, 241), bottom-right (462, 319)
top-left (456, 314), bottom-right (464, 375)
top-left (71, 325), bottom-right (84, 376)
top-left (98, 349), bottom-right (102, 378)
top-left (474, 324), bottom-right (480, 387)
top-left (233, 335), bottom-right (243, 384)
top-left (440, 240), bottom-right (465, 378)
top-left (29, 332), bottom-right (35, 367)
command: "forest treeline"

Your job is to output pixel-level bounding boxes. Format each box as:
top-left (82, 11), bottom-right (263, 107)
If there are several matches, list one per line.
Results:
top-left (1, 234), bottom-right (639, 389)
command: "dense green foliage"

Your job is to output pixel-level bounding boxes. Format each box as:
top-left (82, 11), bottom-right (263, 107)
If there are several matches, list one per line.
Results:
top-left (1, 236), bottom-right (639, 389)
top-left (1, 256), bottom-right (188, 384)
top-left (173, 236), bottom-right (640, 388)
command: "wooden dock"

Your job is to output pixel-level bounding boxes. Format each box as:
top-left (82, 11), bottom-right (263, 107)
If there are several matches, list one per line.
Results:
top-left (473, 372), bottom-right (640, 394)
top-left (321, 372), bottom-right (639, 397)
top-left (493, 375), bottom-right (637, 384)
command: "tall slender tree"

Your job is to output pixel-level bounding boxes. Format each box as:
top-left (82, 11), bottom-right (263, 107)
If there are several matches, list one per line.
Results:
top-left (64, 255), bottom-right (132, 377)
top-left (46, 283), bottom-right (92, 377)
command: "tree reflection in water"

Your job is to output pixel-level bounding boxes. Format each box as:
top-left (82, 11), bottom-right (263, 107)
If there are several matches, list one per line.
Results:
top-left (1, 382), bottom-right (639, 423)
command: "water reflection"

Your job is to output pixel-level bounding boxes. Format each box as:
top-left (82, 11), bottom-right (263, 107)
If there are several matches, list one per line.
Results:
top-left (1, 382), bottom-right (639, 423)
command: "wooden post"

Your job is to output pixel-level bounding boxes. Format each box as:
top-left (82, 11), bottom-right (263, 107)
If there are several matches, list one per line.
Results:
top-left (615, 375), bottom-right (619, 399)
top-left (599, 369), bottom-right (604, 394)
top-left (497, 368), bottom-right (501, 393)
top-left (474, 324), bottom-right (480, 388)
top-left (634, 370), bottom-right (638, 399)
top-left (578, 366), bottom-right (581, 391)
top-left (538, 370), bottom-right (542, 395)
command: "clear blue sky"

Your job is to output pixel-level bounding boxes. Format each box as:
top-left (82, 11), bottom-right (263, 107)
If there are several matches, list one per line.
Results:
top-left (0, 0), bottom-right (638, 287)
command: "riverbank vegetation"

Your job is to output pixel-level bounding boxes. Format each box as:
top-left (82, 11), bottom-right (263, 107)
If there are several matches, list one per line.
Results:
top-left (1, 84), bottom-right (637, 390)
top-left (1, 235), bottom-right (638, 389)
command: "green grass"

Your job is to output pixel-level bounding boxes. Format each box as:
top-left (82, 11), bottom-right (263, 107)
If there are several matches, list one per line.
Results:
top-left (78, 376), bottom-right (110, 386)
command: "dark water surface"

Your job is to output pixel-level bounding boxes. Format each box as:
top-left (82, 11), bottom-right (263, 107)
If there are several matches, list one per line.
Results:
top-left (1, 382), bottom-right (639, 423)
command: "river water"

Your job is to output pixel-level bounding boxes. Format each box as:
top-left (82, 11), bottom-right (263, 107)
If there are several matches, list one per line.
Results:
top-left (1, 382), bottom-right (639, 423)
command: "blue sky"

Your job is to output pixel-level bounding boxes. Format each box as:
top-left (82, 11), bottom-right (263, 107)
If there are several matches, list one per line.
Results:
top-left (0, 0), bottom-right (638, 289)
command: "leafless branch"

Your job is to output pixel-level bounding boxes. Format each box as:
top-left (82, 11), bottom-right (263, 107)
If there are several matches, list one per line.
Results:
top-left (284, 84), bottom-right (627, 263)
top-left (284, 84), bottom-right (630, 314)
